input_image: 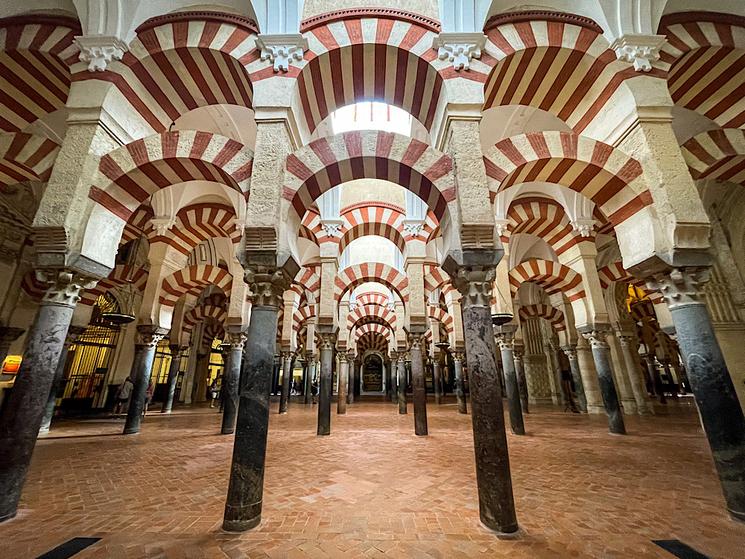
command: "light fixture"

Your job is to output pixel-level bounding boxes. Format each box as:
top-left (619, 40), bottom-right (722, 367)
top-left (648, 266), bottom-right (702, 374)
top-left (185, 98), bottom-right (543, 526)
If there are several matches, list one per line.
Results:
top-left (491, 313), bottom-right (514, 326)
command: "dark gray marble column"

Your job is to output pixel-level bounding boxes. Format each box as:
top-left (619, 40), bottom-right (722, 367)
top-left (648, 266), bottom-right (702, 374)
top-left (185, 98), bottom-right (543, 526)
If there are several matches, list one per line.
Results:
top-left (618, 333), bottom-right (653, 414)
top-left (304, 354), bottom-right (314, 404)
top-left (397, 355), bottom-right (407, 414)
top-left (161, 345), bottom-right (183, 414)
top-left (562, 346), bottom-right (587, 413)
top-left (221, 333), bottom-right (246, 434)
top-left (583, 330), bottom-right (626, 435)
top-left (513, 345), bottom-right (529, 414)
top-left (347, 355), bottom-right (355, 404)
top-left (0, 270), bottom-right (94, 523)
top-left (39, 326), bottom-right (86, 434)
top-left (390, 352), bottom-right (398, 404)
top-left (498, 336), bottom-right (525, 436)
top-left (223, 263), bottom-right (291, 532)
top-left (384, 359), bottom-right (392, 401)
top-left (448, 261), bottom-right (518, 533)
top-left (433, 358), bottom-right (443, 405)
top-left (279, 352), bottom-right (292, 414)
top-left (409, 334), bottom-right (428, 435)
top-left (317, 333), bottom-right (335, 435)
top-left (650, 268), bottom-right (745, 522)
top-left (453, 351), bottom-right (467, 414)
top-left (123, 326), bottom-right (167, 435)
top-left (337, 352), bottom-right (348, 414)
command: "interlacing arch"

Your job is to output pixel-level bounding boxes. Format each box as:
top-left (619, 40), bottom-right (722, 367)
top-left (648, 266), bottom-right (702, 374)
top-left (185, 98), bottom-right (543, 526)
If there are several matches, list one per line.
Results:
top-left (148, 203), bottom-right (243, 256)
top-left (509, 258), bottom-right (585, 302)
top-left (681, 129), bottom-right (745, 186)
top-left (335, 263), bottom-right (409, 302)
top-left (518, 303), bottom-right (566, 332)
top-left (284, 130), bottom-right (454, 220)
top-left (79, 264), bottom-right (149, 306)
top-left (73, 12), bottom-right (258, 132)
top-left (355, 322), bottom-right (392, 342)
top-left (91, 131), bottom-right (253, 221)
top-left (158, 264), bottom-right (233, 307)
top-left (200, 319), bottom-right (226, 347)
top-left (597, 261), bottom-right (644, 290)
top-left (0, 15), bottom-right (80, 132)
top-left (347, 304), bottom-right (397, 332)
top-left (0, 133), bottom-right (59, 189)
top-left (658, 12), bottom-right (745, 129)
top-left (484, 131), bottom-right (649, 226)
top-left (482, 12), bottom-right (653, 134)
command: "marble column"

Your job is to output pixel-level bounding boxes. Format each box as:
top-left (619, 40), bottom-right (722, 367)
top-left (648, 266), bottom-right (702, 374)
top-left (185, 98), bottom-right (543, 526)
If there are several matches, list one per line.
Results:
top-left (223, 266), bottom-right (288, 532)
top-left (384, 359), bottom-right (392, 401)
top-left (39, 326), bottom-right (86, 434)
top-left (161, 344), bottom-right (184, 414)
top-left (221, 333), bottom-right (246, 435)
top-left (390, 352), bottom-right (398, 404)
top-left (513, 344), bottom-right (529, 414)
top-left (410, 333), bottom-right (428, 435)
top-left (304, 354), bottom-right (314, 404)
top-left (576, 337), bottom-right (605, 414)
top-left (452, 264), bottom-right (518, 533)
top-left (337, 351), bottom-right (348, 414)
top-left (583, 330), bottom-right (626, 435)
top-left (453, 351), bottom-right (467, 414)
top-left (618, 334), bottom-right (653, 415)
top-left (317, 333), bottom-right (335, 436)
top-left (0, 326), bottom-right (23, 371)
top-left (562, 346), bottom-right (587, 412)
top-left (498, 336), bottom-right (525, 436)
top-left (279, 351), bottom-right (292, 414)
top-left (0, 270), bottom-right (94, 523)
top-left (397, 354), bottom-right (407, 414)
top-left (651, 268), bottom-right (745, 522)
top-left (347, 355), bottom-right (355, 404)
top-left (608, 333), bottom-right (637, 414)
top-left (433, 358), bottom-right (443, 404)
top-left (123, 326), bottom-right (167, 435)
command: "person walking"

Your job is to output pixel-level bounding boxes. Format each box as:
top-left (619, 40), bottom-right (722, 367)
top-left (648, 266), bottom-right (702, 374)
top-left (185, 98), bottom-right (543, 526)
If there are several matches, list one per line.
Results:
top-left (114, 377), bottom-right (134, 415)
top-left (208, 379), bottom-right (219, 408)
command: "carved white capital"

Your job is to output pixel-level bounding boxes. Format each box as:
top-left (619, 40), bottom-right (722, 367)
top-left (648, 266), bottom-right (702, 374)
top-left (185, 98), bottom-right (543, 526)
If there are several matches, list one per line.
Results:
top-left (582, 329), bottom-right (610, 350)
top-left (647, 267), bottom-right (710, 310)
top-left (570, 218), bottom-right (595, 237)
top-left (433, 32), bottom-right (486, 71)
top-left (151, 216), bottom-right (176, 237)
top-left (451, 266), bottom-right (495, 309)
top-left (36, 269), bottom-right (98, 308)
top-left (494, 219), bottom-right (510, 237)
top-left (402, 220), bottom-right (425, 237)
top-left (75, 35), bottom-right (128, 72)
top-left (611, 34), bottom-right (666, 72)
top-left (256, 33), bottom-right (308, 73)
top-left (320, 220), bottom-right (343, 237)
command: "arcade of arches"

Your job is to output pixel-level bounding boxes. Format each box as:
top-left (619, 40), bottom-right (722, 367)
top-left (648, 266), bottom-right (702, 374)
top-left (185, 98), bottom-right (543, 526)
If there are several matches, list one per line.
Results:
top-left (0, 0), bottom-right (745, 556)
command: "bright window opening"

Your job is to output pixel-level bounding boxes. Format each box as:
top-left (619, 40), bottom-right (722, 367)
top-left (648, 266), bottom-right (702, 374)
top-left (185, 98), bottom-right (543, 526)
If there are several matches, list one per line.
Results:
top-left (332, 102), bottom-right (412, 135)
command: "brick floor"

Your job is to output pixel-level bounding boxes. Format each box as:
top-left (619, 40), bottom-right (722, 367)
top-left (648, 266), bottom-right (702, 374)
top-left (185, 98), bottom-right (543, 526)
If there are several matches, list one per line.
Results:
top-left (1, 398), bottom-right (744, 558)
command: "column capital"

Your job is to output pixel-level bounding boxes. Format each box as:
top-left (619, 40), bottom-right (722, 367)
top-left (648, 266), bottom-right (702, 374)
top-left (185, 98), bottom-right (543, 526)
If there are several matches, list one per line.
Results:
top-left (318, 332), bottom-right (336, 350)
top-left (245, 264), bottom-right (294, 308)
top-left (561, 345), bottom-right (578, 360)
top-left (647, 267), bottom-right (710, 310)
top-left (168, 343), bottom-right (187, 356)
top-left (610, 33), bottom-right (666, 72)
top-left (228, 332), bottom-right (248, 351)
top-left (496, 335), bottom-right (513, 352)
top-left (338, 351), bottom-right (348, 364)
top-left (452, 351), bottom-right (465, 363)
top-left (408, 331), bottom-right (426, 350)
top-left (449, 266), bottom-right (495, 309)
top-left (135, 325), bottom-right (168, 347)
top-left (36, 269), bottom-right (98, 309)
top-left (581, 329), bottom-right (610, 350)
top-left (256, 33), bottom-right (308, 73)
top-left (74, 35), bottom-right (128, 72)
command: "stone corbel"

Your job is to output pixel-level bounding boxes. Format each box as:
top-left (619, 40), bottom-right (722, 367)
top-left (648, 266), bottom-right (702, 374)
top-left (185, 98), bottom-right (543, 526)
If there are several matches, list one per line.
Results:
top-left (320, 219), bottom-right (343, 238)
top-left (75, 35), bottom-right (128, 72)
top-left (255, 33), bottom-right (308, 73)
top-left (402, 220), bottom-right (425, 238)
top-left (610, 34), bottom-right (667, 72)
top-left (150, 216), bottom-right (177, 237)
top-left (571, 218), bottom-right (595, 238)
top-left (433, 32), bottom-right (486, 71)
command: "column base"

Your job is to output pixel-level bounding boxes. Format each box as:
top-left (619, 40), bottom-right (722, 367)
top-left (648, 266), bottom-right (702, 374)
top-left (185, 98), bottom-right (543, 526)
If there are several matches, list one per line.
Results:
top-left (222, 514), bottom-right (261, 532)
top-left (481, 518), bottom-right (519, 535)
top-left (221, 428), bottom-right (235, 435)
top-left (0, 511), bottom-right (17, 523)
top-left (122, 428), bottom-right (140, 435)
top-left (730, 508), bottom-right (745, 523)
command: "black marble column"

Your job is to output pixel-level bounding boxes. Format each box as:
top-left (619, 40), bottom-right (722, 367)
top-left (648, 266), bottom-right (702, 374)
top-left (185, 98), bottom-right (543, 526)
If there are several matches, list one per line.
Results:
top-left (39, 326), bottom-right (85, 434)
top-left (123, 326), bottom-right (166, 435)
top-left (337, 352), bottom-right (348, 414)
top-left (562, 346), bottom-right (587, 412)
top-left (304, 355), bottom-right (314, 404)
top-left (652, 268), bottom-right (745, 522)
top-left (279, 352), bottom-right (292, 414)
top-left (347, 355), bottom-right (355, 404)
top-left (161, 345), bottom-right (183, 414)
top-left (397, 355), bottom-right (407, 414)
top-left (317, 333), bottom-right (335, 435)
top-left (584, 330), bottom-right (626, 435)
top-left (450, 262), bottom-right (518, 533)
top-left (384, 359), bottom-right (392, 401)
top-left (390, 352), bottom-right (398, 404)
top-left (0, 270), bottom-right (93, 523)
top-left (409, 334), bottom-right (428, 435)
top-left (453, 352), bottom-right (467, 414)
top-left (221, 333), bottom-right (246, 435)
top-left (513, 346), bottom-right (529, 414)
top-left (498, 337), bottom-right (525, 436)
top-left (433, 358), bottom-right (443, 405)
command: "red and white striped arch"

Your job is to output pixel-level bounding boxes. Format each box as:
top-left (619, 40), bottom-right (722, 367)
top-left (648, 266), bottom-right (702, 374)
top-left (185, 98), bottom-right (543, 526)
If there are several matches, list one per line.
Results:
top-left (502, 197), bottom-right (588, 256)
top-left (292, 304), bottom-right (317, 333)
top-left (482, 13), bottom-right (649, 133)
top-left (518, 303), bottom-right (566, 332)
top-left (484, 131), bottom-right (649, 226)
top-left (597, 261), bottom-right (644, 290)
top-left (293, 9), bottom-right (449, 134)
top-left (159, 264), bottom-right (233, 307)
top-left (148, 203), bottom-right (242, 256)
top-left (354, 291), bottom-right (391, 308)
top-left (423, 264), bottom-right (456, 298)
top-left (284, 130), bottom-right (454, 220)
top-left (347, 304), bottom-right (397, 332)
top-left (291, 265), bottom-right (321, 304)
top-left (356, 331), bottom-right (390, 354)
top-left (355, 322), bottom-right (392, 341)
top-left (20, 271), bottom-right (47, 302)
top-left (200, 319), bottom-right (226, 346)
top-left (335, 263), bottom-right (409, 303)
top-left (72, 12), bottom-right (257, 132)
top-left (0, 132), bottom-right (59, 189)
top-left (183, 303), bottom-right (227, 334)
top-left (681, 129), bottom-right (745, 186)
top-left (0, 15), bottom-right (80, 132)
top-left (659, 13), bottom-right (745, 129)
top-left (509, 259), bottom-right (585, 302)
top-left (79, 264), bottom-right (148, 306)
top-left (91, 131), bottom-right (253, 221)
top-left (427, 306), bottom-right (454, 334)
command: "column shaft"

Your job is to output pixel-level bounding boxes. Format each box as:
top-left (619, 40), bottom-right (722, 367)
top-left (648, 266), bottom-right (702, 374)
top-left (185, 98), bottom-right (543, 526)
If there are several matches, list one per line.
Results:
top-left (499, 341), bottom-right (525, 436)
top-left (337, 356), bottom-right (348, 414)
top-left (410, 336), bottom-right (428, 435)
top-left (513, 351), bottom-right (529, 414)
top-left (454, 354), bottom-right (467, 414)
top-left (586, 332), bottom-right (626, 435)
top-left (304, 356), bottom-right (313, 404)
top-left (161, 346), bottom-right (182, 414)
top-left (279, 353), bottom-right (292, 414)
top-left (563, 348), bottom-right (587, 412)
top-left (433, 360), bottom-right (443, 404)
top-left (222, 336), bottom-right (245, 434)
top-left (618, 336), bottom-right (653, 415)
top-left (38, 334), bottom-right (74, 434)
top-left (397, 357), bottom-right (407, 414)
top-left (317, 336), bottom-right (334, 435)
top-left (123, 327), bottom-right (164, 435)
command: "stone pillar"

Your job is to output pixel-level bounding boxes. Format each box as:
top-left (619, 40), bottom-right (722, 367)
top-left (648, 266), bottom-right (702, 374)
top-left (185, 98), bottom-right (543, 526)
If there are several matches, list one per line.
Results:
top-left (410, 333), bottom-right (428, 435)
top-left (512, 344), bottom-right (529, 414)
top-left (317, 332), bottom-right (335, 436)
top-left (397, 354), bottom-right (407, 414)
top-left (618, 334), bottom-right (653, 415)
top-left (453, 351), bottom-right (467, 414)
top-left (161, 345), bottom-right (184, 414)
top-left (607, 333), bottom-right (637, 414)
top-left (337, 351), bottom-right (348, 415)
top-left (583, 330), bottom-right (626, 435)
top-left (390, 352), bottom-right (398, 404)
top-left (498, 336), bottom-right (525, 436)
top-left (123, 326), bottom-right (167, 435)
top-left (0, 270), bottom-right (94, 523)
top-left (221, 332), bottom-right (247, 435)
top-left (450, 262), bottom-right (518, 533)
top-left (650, 268), bottom-right (745, 522)
top-left (0, 326), bottom-right (23, 371)
top-left (223, 264), bottom-right (289, 532)
top-left (279, 351), bottom-right (292, 414)
top-left (576, 336), bottom-right (604, 414)
top-left (304, 353), bottom-right (314, 404)
top-left (562, 346), bottom-right (587, 412)
top-left (39, 326), bottom-right (86, 434)
top-left (384, 359), bottom-right (392, 401)
top-left (347, 355), bottom-right (355, 404)
top-left (433, 358), bottom-right (443, 404)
